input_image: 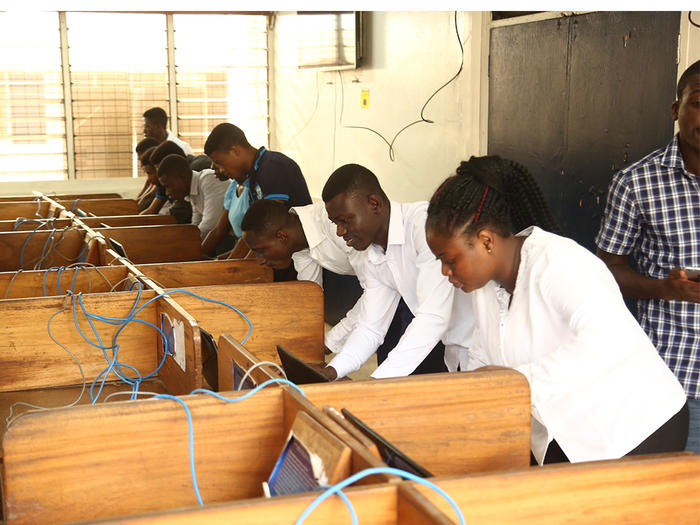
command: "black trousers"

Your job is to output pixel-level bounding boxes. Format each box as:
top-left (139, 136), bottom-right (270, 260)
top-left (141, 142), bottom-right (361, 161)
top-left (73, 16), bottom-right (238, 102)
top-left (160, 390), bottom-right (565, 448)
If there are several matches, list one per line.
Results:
top-left (376, 298), bottom-right (447, 375)
top-left (532, 401), bottom-right (690, 465)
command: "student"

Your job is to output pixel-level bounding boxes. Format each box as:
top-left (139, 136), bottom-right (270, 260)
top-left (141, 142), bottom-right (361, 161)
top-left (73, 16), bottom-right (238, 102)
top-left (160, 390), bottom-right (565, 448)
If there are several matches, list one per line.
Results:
top-left (135, 137), bottom-right (160, 209)
top-left (136, 144), bottom-right (160, 214)
top-left (319, 164), bottom-right (473, 379)
top-left (142, 107), bottom-right (193, 156)
top-left (201, 123), bottom-right (312, 260)
top-left (157, 154), bottom-right (230, 239)
top-left (425, 155), bottom-right (688, 465)
top-left (596, 60), bottom-right (700, 455)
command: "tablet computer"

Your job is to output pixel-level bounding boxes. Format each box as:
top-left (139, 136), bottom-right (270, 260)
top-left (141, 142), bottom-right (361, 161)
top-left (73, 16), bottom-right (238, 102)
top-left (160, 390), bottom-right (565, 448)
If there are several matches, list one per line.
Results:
top-left (277, 345), bottom-right (331, 385)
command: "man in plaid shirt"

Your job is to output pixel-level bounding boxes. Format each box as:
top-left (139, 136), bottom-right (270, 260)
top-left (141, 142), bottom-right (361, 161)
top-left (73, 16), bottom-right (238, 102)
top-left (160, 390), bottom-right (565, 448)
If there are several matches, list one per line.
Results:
top-left (596, 60), bottom-right (700, 454)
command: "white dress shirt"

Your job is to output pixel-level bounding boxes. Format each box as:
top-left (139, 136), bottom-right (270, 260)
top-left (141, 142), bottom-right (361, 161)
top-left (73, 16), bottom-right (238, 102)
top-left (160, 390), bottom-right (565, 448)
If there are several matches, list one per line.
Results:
top-left (291, 202), bottom-right (358, 286)
top-left (166, 130), bottom-right (194, 156)
top-left (186, 169), bottom-right (230, 239)
top-left (327, 201), bottom-right (470, 379)
top-left (470, 226), bottom-right (687, 464)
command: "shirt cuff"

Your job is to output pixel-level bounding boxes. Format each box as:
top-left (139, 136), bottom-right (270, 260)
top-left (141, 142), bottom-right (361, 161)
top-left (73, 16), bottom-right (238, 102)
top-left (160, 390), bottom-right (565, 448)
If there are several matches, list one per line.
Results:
top-left (326, 351), bottom-right (362, 379)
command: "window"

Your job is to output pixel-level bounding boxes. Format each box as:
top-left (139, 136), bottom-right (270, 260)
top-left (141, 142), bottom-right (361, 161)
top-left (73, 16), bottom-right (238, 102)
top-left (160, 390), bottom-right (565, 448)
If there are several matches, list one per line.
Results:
top-left (67, 13), bottom-right (169, 179)
top-left (174, 14), bottom-right (269, 152)
top-left (0, 11), bottom-right (269, 181)
top-left (0, 12), bottom-right (67, 181)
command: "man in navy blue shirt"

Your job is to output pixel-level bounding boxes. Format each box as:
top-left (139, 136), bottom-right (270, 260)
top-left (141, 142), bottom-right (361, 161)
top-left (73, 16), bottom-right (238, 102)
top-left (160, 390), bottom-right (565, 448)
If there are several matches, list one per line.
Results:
top-left (201, 123), bottom-right (312, 259)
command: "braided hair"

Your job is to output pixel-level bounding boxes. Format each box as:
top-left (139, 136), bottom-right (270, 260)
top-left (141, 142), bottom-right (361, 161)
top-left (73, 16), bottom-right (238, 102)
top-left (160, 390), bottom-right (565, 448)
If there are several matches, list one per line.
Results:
top-left (426, 155), bottom-right (560, 238)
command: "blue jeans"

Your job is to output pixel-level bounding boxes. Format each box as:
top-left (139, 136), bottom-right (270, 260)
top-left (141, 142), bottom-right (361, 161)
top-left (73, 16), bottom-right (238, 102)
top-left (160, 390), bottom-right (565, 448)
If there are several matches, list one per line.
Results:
top-left (685, 397), bottom-right (700, 454)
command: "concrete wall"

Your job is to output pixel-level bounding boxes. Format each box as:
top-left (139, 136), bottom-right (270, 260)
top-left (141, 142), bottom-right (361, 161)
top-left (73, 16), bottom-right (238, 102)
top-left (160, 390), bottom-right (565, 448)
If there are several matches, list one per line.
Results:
top-left (269, 11), bottom-right (482, 202)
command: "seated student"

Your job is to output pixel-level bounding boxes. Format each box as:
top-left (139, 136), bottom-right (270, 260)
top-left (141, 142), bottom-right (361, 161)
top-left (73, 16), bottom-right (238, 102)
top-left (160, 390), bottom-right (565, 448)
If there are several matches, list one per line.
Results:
top-left (201, 123), bottom-right (312, 260)
top-left (143, 140), bottom-right (199, 224)
top-left (143, 107), bottom-right (194, 156)
top-left (157, 154), bottom-right (230, 239)
top-left (318, 164), bottom-right (474, 380)
top-left (424, 155), bottom-right (688, 465)
top-left (135, 137), bottom-right (160, 209)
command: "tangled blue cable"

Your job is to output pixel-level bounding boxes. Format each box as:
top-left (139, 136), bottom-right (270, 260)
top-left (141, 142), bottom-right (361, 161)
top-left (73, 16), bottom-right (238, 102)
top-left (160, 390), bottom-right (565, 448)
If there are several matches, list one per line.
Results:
top-left (153, 379), bottom-right (306, 506)
top-left (294, 467), bottom-right (466, 525)
top-left (70, 286), bottom-right (254, 403)
top-left (19, 221), bottom-right (50, 270)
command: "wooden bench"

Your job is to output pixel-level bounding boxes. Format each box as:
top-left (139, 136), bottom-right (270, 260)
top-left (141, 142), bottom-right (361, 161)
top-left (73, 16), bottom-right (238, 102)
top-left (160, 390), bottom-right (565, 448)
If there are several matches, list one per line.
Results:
top-left (0, 227), bottom-right (86, 271)
top-left (414, 452), bottom-right (700, 524)
top-left (301, 370), bottom-right (532, 476)
top-left (54, 198), bottom-right (139, 218)
top-left (0, 193), bottom-right (121, 202)
top-left (0, 215), bottom-right (175, 232)
top-left (2, 386), bottom-right (389, 524)
top-left (93, 225), bottom-right (203, 264)
top-left (0, 260), bottom-right (271, 300)
top-left (91, 483), bottom-right (454, 525)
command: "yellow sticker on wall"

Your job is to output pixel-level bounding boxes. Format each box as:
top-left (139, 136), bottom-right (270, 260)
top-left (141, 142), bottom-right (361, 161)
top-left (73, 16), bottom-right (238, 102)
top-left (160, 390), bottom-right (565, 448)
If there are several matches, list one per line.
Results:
top-left (361, 89), bottom-right (369, 109)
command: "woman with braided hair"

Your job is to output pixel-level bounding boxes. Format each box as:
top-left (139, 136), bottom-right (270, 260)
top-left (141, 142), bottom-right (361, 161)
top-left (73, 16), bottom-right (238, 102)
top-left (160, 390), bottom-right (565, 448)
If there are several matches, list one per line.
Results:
top-left (426, 155), bottom-right (688, 465)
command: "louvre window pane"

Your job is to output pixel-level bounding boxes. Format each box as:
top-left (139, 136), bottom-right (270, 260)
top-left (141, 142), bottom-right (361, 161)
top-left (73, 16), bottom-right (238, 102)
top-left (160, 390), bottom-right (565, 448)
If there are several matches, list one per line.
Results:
top-left (174, 14), bottom-right (269, 153)
top-left (0, 12), bottom-right (67, 181)
top-left (67, 13), bottom-right (168, 179)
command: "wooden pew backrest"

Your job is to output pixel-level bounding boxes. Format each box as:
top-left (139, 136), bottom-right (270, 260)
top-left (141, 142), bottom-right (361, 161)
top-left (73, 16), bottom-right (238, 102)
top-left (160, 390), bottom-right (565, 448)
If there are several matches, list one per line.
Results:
top-left (170, 282), bottom-right (324, 364)
top-left (58, 198), bottom-right (139, 217)
top-left (135, 259), bottom-right (272, 288)
top-left (0, 266), bottom-right (129, 299)
top-left (2, 387), bottom-right (386, 524)
top-left (81, 215), bottom-right (176, 228)
top-left (94, 224), bottom-right (202, 264)
top-left (302, 370), bottom-right (532, 476)
top-left (0, 228), bottom-right (86, 271)
top-left (416, 453), bottom-right (700, 525)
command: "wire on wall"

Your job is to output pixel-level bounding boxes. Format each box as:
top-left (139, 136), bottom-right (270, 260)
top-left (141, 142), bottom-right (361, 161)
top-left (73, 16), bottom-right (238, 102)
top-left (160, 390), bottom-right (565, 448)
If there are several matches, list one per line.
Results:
top-left (338, 11), bottom-right (468, 162)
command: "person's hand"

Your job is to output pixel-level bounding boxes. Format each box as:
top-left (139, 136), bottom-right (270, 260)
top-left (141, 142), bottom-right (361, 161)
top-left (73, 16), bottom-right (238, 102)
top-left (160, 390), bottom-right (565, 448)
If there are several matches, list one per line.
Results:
top-left (311, 363), bottom-right (338, 381)
top-left (662, 268), bottom-right (700, 303)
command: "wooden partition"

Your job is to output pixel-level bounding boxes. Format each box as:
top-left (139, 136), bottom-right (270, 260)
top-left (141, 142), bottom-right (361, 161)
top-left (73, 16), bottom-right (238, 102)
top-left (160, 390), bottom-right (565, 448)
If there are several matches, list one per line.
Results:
top-left (54, 198), bottom-right (139, 217)
top-left (0, 265), bottom-right (130, 299)
top-left (136, 259), bottom-right (272, 288)
top-left (302, 370), bottom-right (532, 476)
top-left (94, 484), bottom-right (454, 525)
top-left (0, 193), bottom-right (121, 202)
top-left (0, 260), bottom-right (270, 300)
top-left (2, 387), bottom-right (389, 524)
top-left (415, 453), bottom-right (700, 524)
top-left (93, 225), bottom-right (203, 264)
top-left (0, 200), bottom-right (51, 220)
top-left (0, 228), bottom-right (86, 271)
top-left (0, 218), bottom-right (71, 232)
top-left (169, 282), bottom-right (325, 364)
top-left (81, 215), bottom-right (176, 228)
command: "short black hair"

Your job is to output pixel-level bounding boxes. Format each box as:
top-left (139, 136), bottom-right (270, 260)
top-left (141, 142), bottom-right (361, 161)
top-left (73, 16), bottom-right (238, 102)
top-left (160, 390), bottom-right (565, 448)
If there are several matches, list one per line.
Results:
top-left (150, 140), bottom-right (186, 165)
top-left (143, 107), bottom-right (168, 127)
top-left (241, 199), bottom-right (291, 237)
top-left (677, 59), bottom-right (700, 100)
top-left (140, 146), bottom-right (157, 167)
top-left (321, 163), bottom-right (388, 203)
top-left (136, 137), bottom-right (159, 155)
top-left (157, 154), bottom-right (191, 179)
top-left (204, 123), bottom-right (251, 155)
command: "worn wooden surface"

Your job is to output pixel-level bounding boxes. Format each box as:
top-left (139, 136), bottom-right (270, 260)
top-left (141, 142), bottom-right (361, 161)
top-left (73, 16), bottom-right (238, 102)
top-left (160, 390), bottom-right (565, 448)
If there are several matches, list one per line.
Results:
top-left (415, 453), bottom-right (700, 524)
top-left (56, 198), bottom-right (139, 217)
top-left (0, 290), bottom-right (161, 392)
top-left (0, 201), bottom-right (51, 220)
top-left (169, 282), bottom-right (324, 365)
top-left (0, 228), bottom-right (86, 271)
top-left (80, 215), bottom-right (176, 228)
top-left (99, 485), bottom-right (407, 525)
top-left (302, 370), bottom-right (532, 476)
top-left (0, 218), bottom-right (71, 232)
top-left (136, 259), bottom-right (272, 288)
top-left (1, 388), bottom-right (385, 524)
top-left (94, 225), bottom-right (202, 264)
top-left (0, 193), bottom-right (121, 203)
top-left (0, 266), bottom-right (129, 299)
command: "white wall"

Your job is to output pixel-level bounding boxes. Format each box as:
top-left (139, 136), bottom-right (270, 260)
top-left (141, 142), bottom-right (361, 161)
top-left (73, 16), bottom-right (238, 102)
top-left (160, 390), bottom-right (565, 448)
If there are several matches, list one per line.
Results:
top-left (0, 176), bottom-right (144, 198)
top-left (270, 11), bottom-right (482, 202)
top-left (679, 11), bottom-right (700, 75)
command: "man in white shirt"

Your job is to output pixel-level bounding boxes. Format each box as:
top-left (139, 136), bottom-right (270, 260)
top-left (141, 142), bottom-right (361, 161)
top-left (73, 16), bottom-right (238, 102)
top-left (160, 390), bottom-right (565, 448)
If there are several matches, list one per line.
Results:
top-left (143, 107), bottom-right (194, 156)
top-left (157, 154), bottom-right (230, 239)
top-left (320, 164), bottom-right (471, 380)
